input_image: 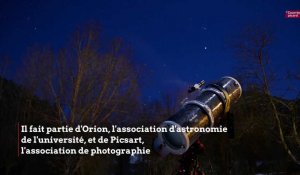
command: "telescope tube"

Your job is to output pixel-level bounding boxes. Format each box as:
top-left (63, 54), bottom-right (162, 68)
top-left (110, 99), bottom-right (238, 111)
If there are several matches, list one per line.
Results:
top-left (153, 76), bottom-right (242, 156)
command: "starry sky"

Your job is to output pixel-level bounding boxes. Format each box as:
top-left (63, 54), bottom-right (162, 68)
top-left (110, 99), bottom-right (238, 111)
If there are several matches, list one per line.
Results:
top-left (0, 0), bottom-right (299, 100)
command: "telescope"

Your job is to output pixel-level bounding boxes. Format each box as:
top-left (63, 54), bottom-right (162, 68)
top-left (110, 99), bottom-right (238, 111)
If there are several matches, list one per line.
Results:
top-left (153, 76), bottom-right (242, 156)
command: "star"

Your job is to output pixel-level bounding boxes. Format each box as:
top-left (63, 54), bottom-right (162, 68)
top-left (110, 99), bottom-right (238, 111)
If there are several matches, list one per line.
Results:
top-left (204, 46), bottom-right (207, 50)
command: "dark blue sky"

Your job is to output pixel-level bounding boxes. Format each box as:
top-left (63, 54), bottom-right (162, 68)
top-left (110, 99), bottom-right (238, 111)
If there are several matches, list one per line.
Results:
top-left (0, 0), bottom-right (299, 100)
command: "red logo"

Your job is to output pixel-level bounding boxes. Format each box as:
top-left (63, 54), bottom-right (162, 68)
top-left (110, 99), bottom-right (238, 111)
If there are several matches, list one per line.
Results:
top-left (285, 10), bottom-right (300, 18)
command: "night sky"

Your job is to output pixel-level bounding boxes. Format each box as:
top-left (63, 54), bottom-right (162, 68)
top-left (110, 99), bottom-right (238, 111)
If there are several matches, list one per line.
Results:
top-left (0, 0), bottom-right (299, 100)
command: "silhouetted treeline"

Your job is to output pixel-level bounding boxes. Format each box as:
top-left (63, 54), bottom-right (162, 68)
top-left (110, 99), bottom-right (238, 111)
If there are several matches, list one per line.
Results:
top-left (0, 24), bottom-right (299, 175)
top-left (1, 76), bottom-right (299, 175)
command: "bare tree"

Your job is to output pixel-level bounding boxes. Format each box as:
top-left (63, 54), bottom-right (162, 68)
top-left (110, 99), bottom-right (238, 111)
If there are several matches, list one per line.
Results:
top-left (234, 25), bottom-right (300, 165)
top-left (19, 24), bottom-right (140, 174)
top-left (21, 24), bottom-right (139, 126)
